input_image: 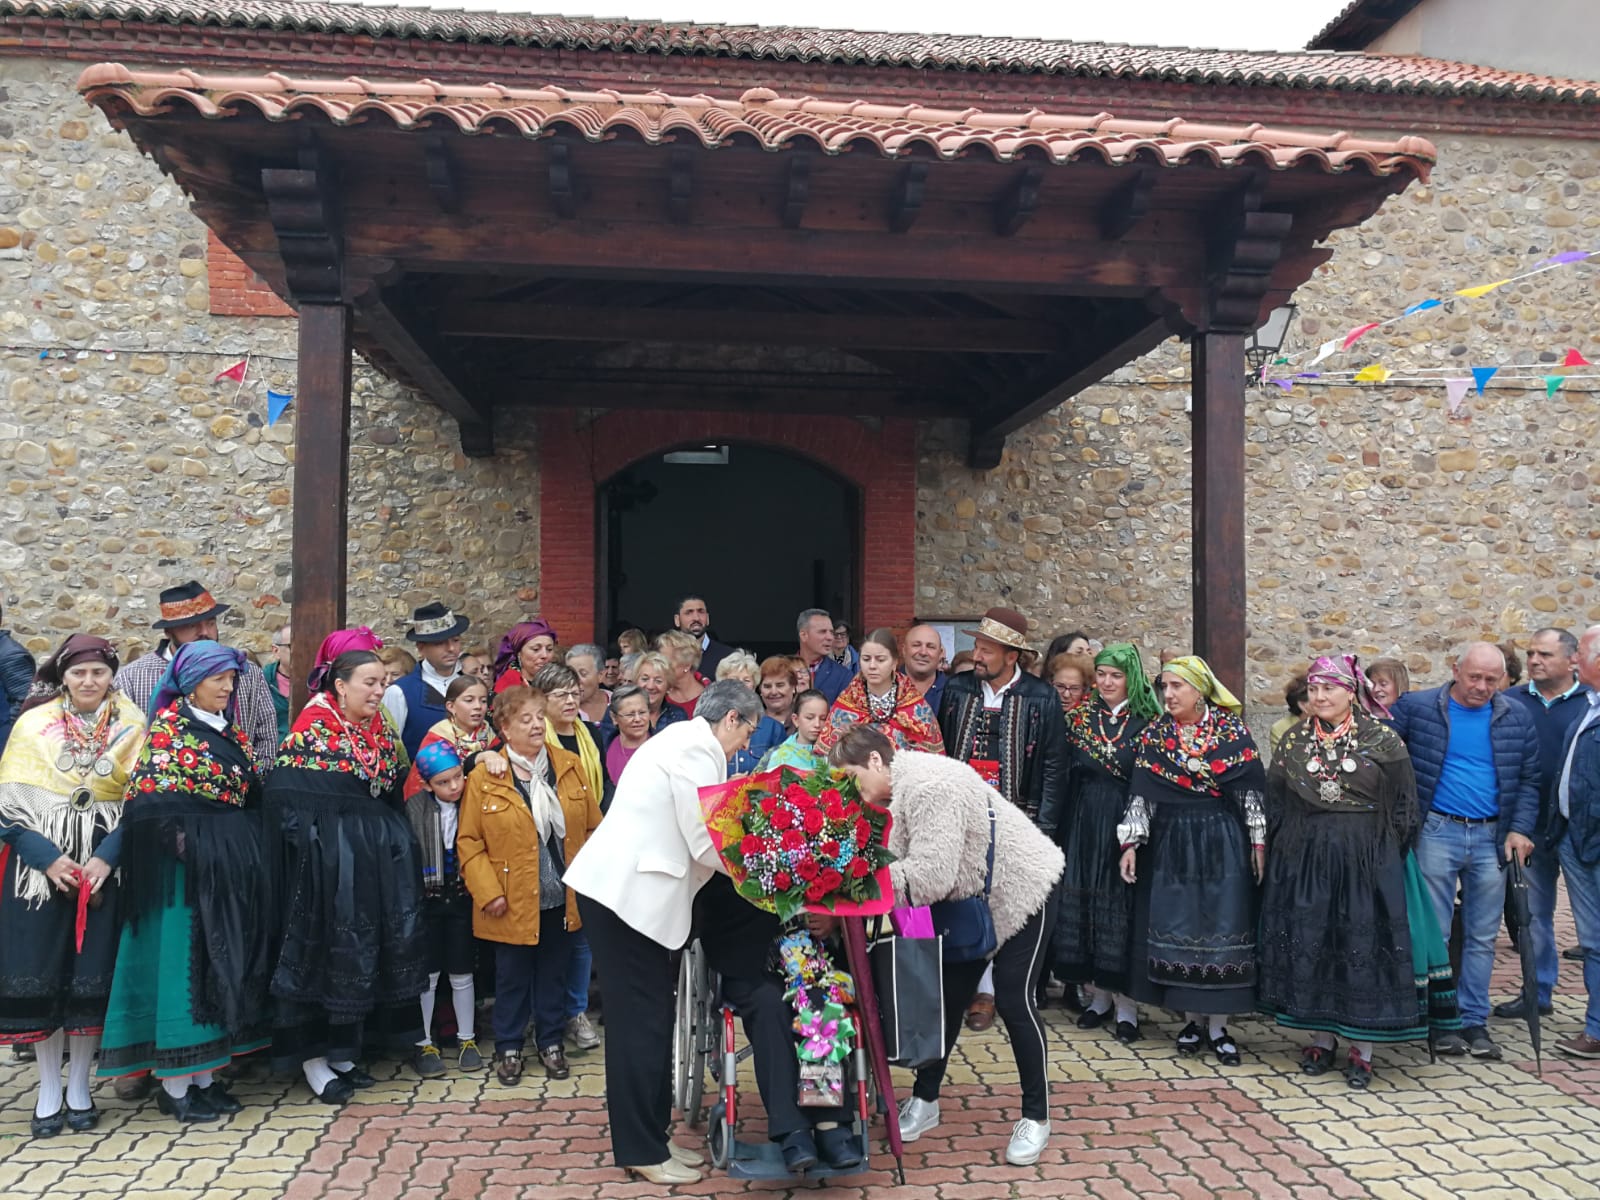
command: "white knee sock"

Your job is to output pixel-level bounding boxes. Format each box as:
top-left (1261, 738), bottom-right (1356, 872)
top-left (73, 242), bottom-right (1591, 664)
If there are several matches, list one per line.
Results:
top-left (66, 1034), bottom-right (97, 1109)
top-left (162, 1075), bottom-right (190, 1100)
top-left (328, 1059), bottom-right (354, 1073)
top-left (33, 1031), bottom-right (64, 1118)
top-left (192, 1070), bottom-right (213, 1089)
top-left (1352, 1040), bottom-right (1374, 1062)
top-left (1113, 995), bottom-right (1137, 1025)
top-left (1207, 1015), bottom-right (1228, 1040)
top-left (419, 971), bottom-right (441, 1046)
top-left (1087, 986), bottom-right (1113, 1015)
top-left (302, 1057), bottom-right (337, 1094)
top-left (450, 973), bottom-right (476, 1041)
top-left (1313, 1031), bottom-right (1337, 1050)
top-left (978, 963), bottom-right (995, 994)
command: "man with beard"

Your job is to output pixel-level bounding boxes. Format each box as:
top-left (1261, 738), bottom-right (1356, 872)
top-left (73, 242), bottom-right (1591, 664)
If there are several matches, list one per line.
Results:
top-left (674, 595), bottom-right (733, 679)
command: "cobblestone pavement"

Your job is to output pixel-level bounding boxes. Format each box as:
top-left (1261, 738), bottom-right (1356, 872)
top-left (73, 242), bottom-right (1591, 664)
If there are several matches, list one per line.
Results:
top-left (2, 904), bottom-right (1597, 1200)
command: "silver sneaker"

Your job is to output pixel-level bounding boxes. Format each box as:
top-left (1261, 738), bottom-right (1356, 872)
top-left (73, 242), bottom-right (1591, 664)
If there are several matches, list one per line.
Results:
top-left (1006, 1117), bottom-right (1051, 1166)
top-left (566, 1012), bottom-right (601, 1051)
top-left (897, 1096), bottom-right (940, 1142)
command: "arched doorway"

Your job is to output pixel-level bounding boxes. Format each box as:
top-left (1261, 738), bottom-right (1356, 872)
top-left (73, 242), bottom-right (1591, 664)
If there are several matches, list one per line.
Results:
top-left (597, 443), bottom-right (859, 658)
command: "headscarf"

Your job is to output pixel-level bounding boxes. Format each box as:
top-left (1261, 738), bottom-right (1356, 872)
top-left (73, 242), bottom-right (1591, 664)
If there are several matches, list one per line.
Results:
top-left (22, 633), bottom-right (120, 713)
top-left (307, 626), bottom-right (384, 691)
top-left (414, 738), bottom-right (463, 783)
top-left (1094, 642), bottom-right (1160, 720)
top-left (494, 619), bottom-right (557, 679)
top-left (1161, 655), bottom-right (1243, 715)
top-left (149, 641), bottom-right (247, 721)
top-left (1307, 653), bottom-right (1390, 719)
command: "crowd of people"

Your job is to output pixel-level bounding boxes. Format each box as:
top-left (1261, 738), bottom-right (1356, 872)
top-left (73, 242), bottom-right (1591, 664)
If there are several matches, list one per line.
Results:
top-left (1, 580), bottom-right (1598, 1185)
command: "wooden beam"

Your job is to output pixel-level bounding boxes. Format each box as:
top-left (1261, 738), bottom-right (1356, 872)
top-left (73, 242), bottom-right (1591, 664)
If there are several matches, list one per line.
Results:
top-left (888, 162), bottom-right (929, 233)
top-left (354, 289), bottom-right (496, 455)
top-left (440, 302), bottom-right (1064, 353)
top-left (1191, 330), bottom-right (1248, 700)
top-left (782, 156), bottom-right (811, 230)
top-left (1098, 168), bottom-right (1155, 241)
top-left (290, 303), bottom-right (352, 716)
top-left (547, 140), bottom-right (576, 219)
top-left (965, 307), bottom-right (1172, 469)
top-left (1204, 176), bottom-right (1295, 332)
top-left (423, 134), bottom-right (460, 215)
top-left (994, 165), bottom-right (1044, 237)
top-left (261, 163), bottom-right (342, 304)
top-left (500, 370), bottom-right (963, 417)
top-left (668, 147), bottom-right (693, 225)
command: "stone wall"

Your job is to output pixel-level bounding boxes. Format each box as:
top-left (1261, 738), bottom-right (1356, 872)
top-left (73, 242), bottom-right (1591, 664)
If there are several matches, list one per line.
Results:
top-left (917, 132), bottom-right (1600, 702)
top-left (0, 57), bottom-right (540, 661)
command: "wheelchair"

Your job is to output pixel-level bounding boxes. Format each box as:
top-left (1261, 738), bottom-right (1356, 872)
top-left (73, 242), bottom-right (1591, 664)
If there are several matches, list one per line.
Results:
top-left (672, 938), bottom-right (875, 1181)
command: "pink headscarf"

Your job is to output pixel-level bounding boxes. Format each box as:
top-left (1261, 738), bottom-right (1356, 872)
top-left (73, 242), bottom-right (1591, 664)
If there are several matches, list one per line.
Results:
top-left (493, 619), bottom-right (557, 678)
top-left (307, 626), bottom-right (384, 691)
top-left (1307, 653), bottom-right (1390, 719)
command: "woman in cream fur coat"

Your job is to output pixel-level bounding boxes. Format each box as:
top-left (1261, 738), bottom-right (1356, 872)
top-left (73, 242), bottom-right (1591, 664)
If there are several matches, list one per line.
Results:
top-left (829, 725), bottom-right (1064, 1167)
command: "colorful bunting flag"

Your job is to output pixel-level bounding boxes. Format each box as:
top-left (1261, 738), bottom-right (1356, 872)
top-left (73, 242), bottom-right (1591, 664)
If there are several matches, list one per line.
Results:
top-left (1403, 299), bottom-right (1443, 315)
top-left (1563, 349), bottom-right (1592, 367)
top-left (1545, 375), bottom-right (1566, 398)
top-left (1471, 366), bottom-right (1498, 395)
top-left (214, 359), bottom-right (248, 384)
top-left (1342, 322), bottom-right (1381, 350)
top-left (1310, 339), bottom-right (1338, 366)
top-left (1444, 378), bottom-right (1471, 415)
top-left (267, 389), bottom-right (294, 426)
top-left (1455, 279), bottom-right (1511, 299)
top-left (1535, 250), bottom-right (1592, 267)
top-left (1353, 364), bottom-right (1390, 383)
top-left (1269, 378), bottom-right (1294, 393)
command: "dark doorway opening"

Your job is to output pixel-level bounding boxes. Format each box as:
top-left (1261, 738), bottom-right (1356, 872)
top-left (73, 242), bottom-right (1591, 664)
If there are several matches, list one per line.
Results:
top-left (598, 443), bottom-right (858, 659)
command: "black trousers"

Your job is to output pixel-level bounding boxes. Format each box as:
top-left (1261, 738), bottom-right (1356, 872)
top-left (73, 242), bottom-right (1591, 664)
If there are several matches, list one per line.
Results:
top-left (491, 914), bottom-right (571, 1053)
top-left (578, 896), bottom-right (675, 1168)
top-left (914, 902), bottom-right (1055, 1121)
top-left (719, 972), bottom-right (844, 1142)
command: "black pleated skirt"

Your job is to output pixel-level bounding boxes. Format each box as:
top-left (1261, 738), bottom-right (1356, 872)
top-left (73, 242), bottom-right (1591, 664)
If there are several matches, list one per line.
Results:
top-left (1052, 771), bottom-right (1133, 991)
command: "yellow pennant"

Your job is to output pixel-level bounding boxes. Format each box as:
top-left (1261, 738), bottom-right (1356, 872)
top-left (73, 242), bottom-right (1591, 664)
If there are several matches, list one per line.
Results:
top-left (1454, 279), bottom-right (1511, 299)
top-left (1354, 363), bottom-right (1391, 383)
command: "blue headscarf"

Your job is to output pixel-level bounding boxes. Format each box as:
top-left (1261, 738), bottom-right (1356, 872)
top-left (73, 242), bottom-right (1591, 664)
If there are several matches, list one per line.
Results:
top-left (414, 739), bottom-right (463, 783)
top-left (149, 641), bottom-right (248, 722)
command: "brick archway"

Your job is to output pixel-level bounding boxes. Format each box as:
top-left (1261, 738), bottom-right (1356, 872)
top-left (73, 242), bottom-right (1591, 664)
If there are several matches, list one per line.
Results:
top-left (538, 409), bottom-right (916, 644)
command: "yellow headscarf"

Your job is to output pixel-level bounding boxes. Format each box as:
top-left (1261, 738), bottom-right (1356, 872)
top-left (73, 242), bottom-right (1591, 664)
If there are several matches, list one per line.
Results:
top-left (1161, 656), bottom-right (1243, 715)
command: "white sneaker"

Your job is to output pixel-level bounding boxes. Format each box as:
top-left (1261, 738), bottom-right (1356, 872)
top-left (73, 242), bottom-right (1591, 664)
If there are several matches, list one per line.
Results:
top-left (1006, 1118), bottom-right (1051, 1166)
top-left (897, 1096), bottom-right (940, 1142)
top-left (566, 1013), bottom-right (601, 1050)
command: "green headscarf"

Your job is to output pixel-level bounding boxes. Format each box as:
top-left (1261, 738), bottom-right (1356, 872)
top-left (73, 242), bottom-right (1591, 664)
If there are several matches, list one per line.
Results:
top-left (1093, 642), bottom-right (1161, 720)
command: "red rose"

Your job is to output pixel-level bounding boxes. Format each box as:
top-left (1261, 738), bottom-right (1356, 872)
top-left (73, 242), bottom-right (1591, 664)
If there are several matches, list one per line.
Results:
top-left (819, 839), bottom-right (841, 859)
top-left (771, 807), bottom-right (795, 830)
top-left (796, 857), bottom-right (820, 882)
top-left (806, 880), bottom-right (830, 903)
top-left (739, 834), bottom-right (765, 856)
top-left (824, 799), bottom-right (846, 820)
top-left (773, 871), bottom-right (793, 890)
top-left (802, 808), bottom-right (825, 835)
top-left (849, 858), bottom-right (871, 879)
top-left (854, 818), bottom-right (872, 847)
top-left (780, 829), bottom-right (805, 852)
top-left (1210, 759), bottom-right (1229, 774)
top-left (819, 788), bottom-right (843, 808)
top-left (820, 869), bottom-right (843, 891)
top-left (785, 784), bottom-right (812, 807)
top-left (760, 796), bottom-right (777, 815)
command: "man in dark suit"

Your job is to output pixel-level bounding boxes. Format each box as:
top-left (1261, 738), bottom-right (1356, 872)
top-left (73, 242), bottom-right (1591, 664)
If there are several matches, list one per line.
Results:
top-left (675, 595), bottom-right (733, 679)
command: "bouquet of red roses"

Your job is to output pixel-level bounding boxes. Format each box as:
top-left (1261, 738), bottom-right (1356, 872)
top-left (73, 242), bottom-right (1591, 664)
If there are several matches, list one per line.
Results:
top-left (699, 765), bottom-right (895, 920)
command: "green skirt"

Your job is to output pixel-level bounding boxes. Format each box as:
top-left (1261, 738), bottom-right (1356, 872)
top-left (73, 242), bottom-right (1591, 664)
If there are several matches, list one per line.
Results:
top-left (98, 864), bottom-right (268, 1078)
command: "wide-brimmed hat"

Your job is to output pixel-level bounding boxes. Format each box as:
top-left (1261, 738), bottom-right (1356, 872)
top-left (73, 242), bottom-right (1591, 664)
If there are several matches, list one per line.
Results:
top-left (405, 602), bottom-right (470, 643)
top-left (970, 607), bottom-right (1031, 652)
top-left (152, 580), bottom-right (230, 630)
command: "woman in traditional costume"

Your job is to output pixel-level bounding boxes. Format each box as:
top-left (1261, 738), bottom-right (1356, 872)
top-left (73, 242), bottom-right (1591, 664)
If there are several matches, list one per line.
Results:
top-left (815, 629), bottom-right (944, 757)
top-left (1259, 654), bottom-right (1459, 1087)
top-left (0, 635), bottom-right (145, 1136)
top-left (98, 642), bottom-right (271, 1122)
top-left (492, 619), bottom-right (558, 694)
top-left (266, 649), bottom-right (426, 1104)
top-left (1118, 655), bottom-right (1265, 1066)
top-left (1054, 643), bottom-right (1161, 1042)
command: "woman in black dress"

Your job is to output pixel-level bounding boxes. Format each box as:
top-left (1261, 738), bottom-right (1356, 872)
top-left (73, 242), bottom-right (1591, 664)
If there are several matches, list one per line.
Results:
top-left (1258, 654), bottom-right (1458, 1087)
top-left (1054, 643), bottom-right (1160, 1042)
top-left (1118, 656), bottom-right (1265, 1067)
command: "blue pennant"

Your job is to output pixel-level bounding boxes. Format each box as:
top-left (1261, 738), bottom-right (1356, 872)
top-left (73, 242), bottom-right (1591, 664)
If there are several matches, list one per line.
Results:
top-left (1470, 366), bottom-right (1498, 395)
top-left (266, 389), bottom-right (294, 426)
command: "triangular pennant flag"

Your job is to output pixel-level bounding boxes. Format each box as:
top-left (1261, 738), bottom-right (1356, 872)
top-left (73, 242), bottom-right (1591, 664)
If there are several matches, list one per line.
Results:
top-left (1403, 298), bottom-right (1443, 316)
top-left (267, 389), bottom-right (295, 426)
top-left (1310, 339), bottom-right (1338, 366)
top-left (1342, 322), bottom-right (1381, 350)
top-left (1563, 348), bottom-right (1592, 367)
top-left (1535, 250), bottom-right (1592, 268)
top-left (1353, 363), bottom-right (1390, 383)
top-left (1270, 377), bottom-right (1294, 393)
top-left (1545, 375), bottom-right (1566, 398)
top-left (1444, 378), bottom-right (1471, 414)
top-left (214, 359), bottom-right (248, 384)
top-left (1471, 366), bottom-right (1498, 395)
top-left (1455, 279), bottom-right (1511, 300)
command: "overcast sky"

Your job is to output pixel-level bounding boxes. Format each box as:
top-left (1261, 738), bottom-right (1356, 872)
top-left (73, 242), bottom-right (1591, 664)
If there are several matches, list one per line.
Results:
top-left (425, 0), bottom-right (1355, 52)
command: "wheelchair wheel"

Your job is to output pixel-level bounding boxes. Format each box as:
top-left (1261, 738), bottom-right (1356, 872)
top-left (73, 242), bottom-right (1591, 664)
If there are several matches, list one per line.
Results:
top-left (708, 1100), bottom-right (733, 1171)
top-left (672, 941), bottom-right (709, 1125)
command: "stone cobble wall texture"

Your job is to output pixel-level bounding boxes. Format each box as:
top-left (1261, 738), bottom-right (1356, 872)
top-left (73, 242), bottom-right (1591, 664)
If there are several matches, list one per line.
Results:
top-left (1, 51), bottom-right (1597, 702)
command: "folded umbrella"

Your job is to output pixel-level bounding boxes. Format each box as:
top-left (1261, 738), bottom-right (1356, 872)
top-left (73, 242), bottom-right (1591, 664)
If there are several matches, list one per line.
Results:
top-left (1505, 856), bottom-right (1542, 1076)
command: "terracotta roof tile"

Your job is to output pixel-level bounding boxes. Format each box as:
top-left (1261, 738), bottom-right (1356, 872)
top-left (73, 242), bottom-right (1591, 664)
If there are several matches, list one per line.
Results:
top-left (12, 0), bottom-right (1599, 104)
top-left (76, 63), bottom-right (1439, 176)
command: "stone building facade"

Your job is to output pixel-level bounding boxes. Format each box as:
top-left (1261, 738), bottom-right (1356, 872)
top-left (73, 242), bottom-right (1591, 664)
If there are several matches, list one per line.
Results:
top-left (0, 10), bottom-right (1597, 705)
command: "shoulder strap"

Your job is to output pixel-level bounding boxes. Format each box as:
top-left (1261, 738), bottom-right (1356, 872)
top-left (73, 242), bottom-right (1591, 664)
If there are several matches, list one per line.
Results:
top-left (983, 807), bottom-right (996, 898)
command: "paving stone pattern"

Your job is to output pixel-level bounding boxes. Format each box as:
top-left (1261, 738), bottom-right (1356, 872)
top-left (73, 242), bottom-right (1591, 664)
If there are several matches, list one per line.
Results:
top-left (1, 900), bottom-right (1596, 1199)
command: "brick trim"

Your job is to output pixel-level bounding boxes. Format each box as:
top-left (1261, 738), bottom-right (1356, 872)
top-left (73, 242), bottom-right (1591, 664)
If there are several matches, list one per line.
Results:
top-left (538, 409), bottom-right (916, 645)
top-left (207, 231), bottom-right (294, 318)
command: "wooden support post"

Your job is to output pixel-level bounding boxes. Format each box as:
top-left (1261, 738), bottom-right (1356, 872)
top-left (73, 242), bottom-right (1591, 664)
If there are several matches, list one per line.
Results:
top-left (289, 302), bottom-right (353, 716)
top-left (1191, 331), bottom-right (1248, 703)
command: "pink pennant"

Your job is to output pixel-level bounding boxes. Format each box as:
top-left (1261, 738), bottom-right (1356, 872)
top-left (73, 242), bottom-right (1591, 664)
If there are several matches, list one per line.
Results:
top-left (1342, 322), bottom-right (1380, 350)
top-left (1444, 378), bottom-right (1471, 415)
top-left (1563, 349), bottom-right (1592, 367)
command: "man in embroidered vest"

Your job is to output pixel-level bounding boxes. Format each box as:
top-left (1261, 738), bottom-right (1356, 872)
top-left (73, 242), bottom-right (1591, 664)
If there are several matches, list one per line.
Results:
top-left (383, 602), bottom-right (470, 759)
top-left (937, 606), bottom-right (1068, 1030)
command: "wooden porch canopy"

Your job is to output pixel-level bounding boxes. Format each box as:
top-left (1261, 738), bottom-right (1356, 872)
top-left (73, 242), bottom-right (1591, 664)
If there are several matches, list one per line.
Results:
top-left (77, 63), bottom-right (1435, 701)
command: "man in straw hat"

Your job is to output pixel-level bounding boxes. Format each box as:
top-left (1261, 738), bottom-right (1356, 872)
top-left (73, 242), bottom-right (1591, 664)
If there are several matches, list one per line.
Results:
top-left (937, 606), bottom-right (1069, 1030)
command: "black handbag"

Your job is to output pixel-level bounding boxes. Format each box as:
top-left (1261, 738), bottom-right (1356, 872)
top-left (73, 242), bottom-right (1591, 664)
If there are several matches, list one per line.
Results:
top-left (867, 927), bottom-right (947, 1069)
top-left (929, 807), bottom-right (997, 963)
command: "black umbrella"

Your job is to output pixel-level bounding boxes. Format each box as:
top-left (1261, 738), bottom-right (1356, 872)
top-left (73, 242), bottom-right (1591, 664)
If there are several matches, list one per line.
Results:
top-left (1505, 856), bottom-right (1542, 1076)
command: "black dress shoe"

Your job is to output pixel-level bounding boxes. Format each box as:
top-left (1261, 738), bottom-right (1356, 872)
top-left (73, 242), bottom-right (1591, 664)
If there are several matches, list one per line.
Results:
top-left (1494, 997), bottom-right (1553, 1019)
top-left (333, 1065), bottom-right (376, 1089)
top-left (30, 1105), bottom-right (65, 1138)
top-left (156, 1086), bottom-right (220, 1124)
top-left (815, 1124), bottom-right (862, 1169)
top-left (198, 1082), bottom-right (243, 1114)
top-left (1175, 1021), bottom-right (1204, 1055)
top-left (313, 1077), bottom-right (355, 1106)
top-left (1565, 946), bottom-right (1588, 961)
top-left (1113, 1021), bottom-right (1141, 1044)
top-left (65, 1103), bottom-right (100, 1132)
top-left (779, 1129), bottom-right (819, 1173)
top-left (1076, 1007), bottom-right (1111, 1030)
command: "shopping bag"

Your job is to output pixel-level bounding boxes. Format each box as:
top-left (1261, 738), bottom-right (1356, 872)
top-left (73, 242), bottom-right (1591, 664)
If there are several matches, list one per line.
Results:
top-left (867, 932), bottom-right (946, 1069)
top-left (891, 905), bottom-right (934, 939)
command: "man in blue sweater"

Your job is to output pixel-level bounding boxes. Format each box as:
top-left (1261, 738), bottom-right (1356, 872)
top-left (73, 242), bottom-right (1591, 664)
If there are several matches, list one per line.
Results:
top-left (1390, 642), bottom-right (1539, 1061)
top-left (1498, 628), bottom-right (1593, 1021)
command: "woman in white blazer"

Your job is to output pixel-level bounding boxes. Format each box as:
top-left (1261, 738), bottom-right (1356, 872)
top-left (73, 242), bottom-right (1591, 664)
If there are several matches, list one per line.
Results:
top-left (565, 679), bottom-right (761, 1186)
